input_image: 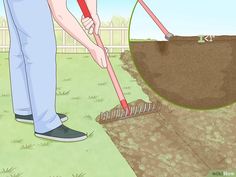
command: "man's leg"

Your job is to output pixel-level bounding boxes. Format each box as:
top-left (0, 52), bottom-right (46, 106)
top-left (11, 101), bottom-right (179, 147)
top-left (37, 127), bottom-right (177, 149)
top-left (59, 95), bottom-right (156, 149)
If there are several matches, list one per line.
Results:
top-left (5, 0), bottom-right (62, 133)
top-left (3, 0), bottom-right (32, 116)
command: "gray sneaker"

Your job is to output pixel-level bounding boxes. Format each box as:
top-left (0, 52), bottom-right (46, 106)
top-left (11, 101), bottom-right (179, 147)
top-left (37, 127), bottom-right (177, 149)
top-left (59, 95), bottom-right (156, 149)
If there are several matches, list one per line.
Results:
top-left (35, 125), bottom-right (87, 142)
top-left (15, 113), bottom-right (68, 123)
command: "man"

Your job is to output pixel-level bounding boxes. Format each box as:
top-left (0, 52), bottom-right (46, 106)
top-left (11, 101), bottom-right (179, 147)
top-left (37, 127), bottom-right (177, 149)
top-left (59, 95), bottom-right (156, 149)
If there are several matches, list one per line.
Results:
top-left (3, 0), bottom-right (106, 142)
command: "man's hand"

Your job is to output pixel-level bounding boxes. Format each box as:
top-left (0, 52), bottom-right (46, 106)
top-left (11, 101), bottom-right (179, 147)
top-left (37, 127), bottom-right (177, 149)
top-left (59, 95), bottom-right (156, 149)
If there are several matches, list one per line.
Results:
top-left (88, 44), bottom-right (107, 68)
top-left (81, 14), bottom-right (100, 34)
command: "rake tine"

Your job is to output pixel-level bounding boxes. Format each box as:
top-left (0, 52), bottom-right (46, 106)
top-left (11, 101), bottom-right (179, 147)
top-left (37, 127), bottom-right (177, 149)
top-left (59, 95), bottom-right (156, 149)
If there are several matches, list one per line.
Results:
top-left (120, 109), bottom-right (125, 118)
top-left (114, 109), bottom-right (117, 119)
top-left (111, 110), bottom-right (115, 119)
top-left (139, 104), bottom-right (143, 114)
top-left (143, 103), bottom-right (147, 112)
top-left (152, 103), bottom-right (156, 111)
top-left (119, 110), bottom-right (123, 118)
top-left (134, 106), bottom-right (138, 115)
top-left (103, 112), bottom-right (107, 121)
top-left (100, 112), bottom-right (103, 120)
top-left (109, 111), bottom-right (112, 120)
top-left (125, 107), bottom-right (129, 117)
top-left (114, 109), bottom-right (118, 119)
top-left (117, 109), bottom-right (122, 118)
top-left (100, 112), bottom-right (105, 121)
top-left (130, 106), bottom-right (134, 115)
top-left (148, 103), bottom-right (151, 112)
top-left (106, 112), bottom-right (110, 120)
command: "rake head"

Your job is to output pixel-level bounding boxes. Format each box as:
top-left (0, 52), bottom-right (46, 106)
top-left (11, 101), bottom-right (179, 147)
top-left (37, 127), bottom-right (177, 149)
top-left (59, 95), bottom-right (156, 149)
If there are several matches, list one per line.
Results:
top-left (96, 100), bottom-right (160, 124)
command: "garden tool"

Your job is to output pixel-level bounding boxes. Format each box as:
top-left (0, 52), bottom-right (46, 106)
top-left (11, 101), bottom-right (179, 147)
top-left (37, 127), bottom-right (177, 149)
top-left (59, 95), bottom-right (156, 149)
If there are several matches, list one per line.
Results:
top-left (77, 0), bottom-right (131, 114)
top-left (137, 0), bottom-right (174, 40)
top-left (77, 0), bottom-right (159, 123)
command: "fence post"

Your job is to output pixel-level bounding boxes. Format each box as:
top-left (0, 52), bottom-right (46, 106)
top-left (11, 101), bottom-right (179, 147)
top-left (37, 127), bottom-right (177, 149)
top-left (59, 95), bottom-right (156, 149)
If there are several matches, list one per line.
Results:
top-left (121, 23), bottom-right (125, 53)
top-left (73, 39), bottom-right (77, 53)
top-left (62, 29), bottom-right (66, 53)
top-left (2, 20), bottom-right (4, 52)
top-left (109, 22), bottom-right (113, 53)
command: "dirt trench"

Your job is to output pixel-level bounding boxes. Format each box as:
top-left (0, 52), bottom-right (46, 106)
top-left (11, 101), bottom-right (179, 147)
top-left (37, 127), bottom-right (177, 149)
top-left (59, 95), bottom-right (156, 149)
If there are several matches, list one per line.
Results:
top-left (99, 38), bottom-right (236, 177)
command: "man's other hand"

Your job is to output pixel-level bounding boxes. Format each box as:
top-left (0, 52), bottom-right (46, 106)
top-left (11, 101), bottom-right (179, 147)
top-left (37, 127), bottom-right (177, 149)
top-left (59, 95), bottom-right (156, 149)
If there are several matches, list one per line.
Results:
top-left (81, 14), bottom-right (100, 34)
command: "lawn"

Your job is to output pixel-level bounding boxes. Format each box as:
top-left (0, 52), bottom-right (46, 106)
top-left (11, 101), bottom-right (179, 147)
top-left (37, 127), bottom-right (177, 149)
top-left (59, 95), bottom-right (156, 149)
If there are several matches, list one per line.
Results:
top-left (0, 53), bottom-right (149, 177)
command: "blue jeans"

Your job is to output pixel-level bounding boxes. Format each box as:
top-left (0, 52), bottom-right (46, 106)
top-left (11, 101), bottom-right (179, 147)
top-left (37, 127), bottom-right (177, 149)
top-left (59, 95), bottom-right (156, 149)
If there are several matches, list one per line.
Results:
top-left (3, 0), bottom-right (62, 133)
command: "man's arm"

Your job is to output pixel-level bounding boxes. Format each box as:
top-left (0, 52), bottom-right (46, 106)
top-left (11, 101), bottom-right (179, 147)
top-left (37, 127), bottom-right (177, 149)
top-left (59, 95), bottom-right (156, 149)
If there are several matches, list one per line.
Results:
top-left (48, 0), bottom-right (106, 68)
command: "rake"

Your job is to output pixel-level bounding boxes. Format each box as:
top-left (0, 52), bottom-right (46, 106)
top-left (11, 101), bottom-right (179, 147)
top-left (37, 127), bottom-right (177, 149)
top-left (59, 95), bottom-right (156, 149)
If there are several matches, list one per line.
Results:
top-left (77, 0), bottom-right (160, 123)
top-left (97, 100), bottom-right (160, 124)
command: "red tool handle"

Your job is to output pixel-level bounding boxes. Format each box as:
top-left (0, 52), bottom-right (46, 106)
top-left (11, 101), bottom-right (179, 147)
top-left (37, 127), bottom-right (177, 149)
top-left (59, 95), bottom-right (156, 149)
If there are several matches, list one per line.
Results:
top-left (77, 0), bottom-right (92, 18)
top-left (77, 0), bottom-right (130, 114)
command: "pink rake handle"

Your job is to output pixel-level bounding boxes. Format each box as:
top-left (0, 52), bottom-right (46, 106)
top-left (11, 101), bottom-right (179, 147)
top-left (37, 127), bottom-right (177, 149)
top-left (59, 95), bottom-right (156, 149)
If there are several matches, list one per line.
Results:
top-left (77, 0), bottom-right (130, 114)
top-left (138, 0), bottom-right (173, 40)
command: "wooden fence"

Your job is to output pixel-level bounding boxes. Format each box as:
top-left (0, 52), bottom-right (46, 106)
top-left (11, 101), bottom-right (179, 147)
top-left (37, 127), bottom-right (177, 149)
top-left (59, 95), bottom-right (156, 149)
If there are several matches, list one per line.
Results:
top-left (0, 20), bottom-right (129, 53)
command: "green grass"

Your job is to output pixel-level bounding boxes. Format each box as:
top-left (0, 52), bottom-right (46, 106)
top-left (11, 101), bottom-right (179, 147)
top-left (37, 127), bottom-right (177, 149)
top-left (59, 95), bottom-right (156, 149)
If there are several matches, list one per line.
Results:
top-left (0, 53), bottom-right (149, 177)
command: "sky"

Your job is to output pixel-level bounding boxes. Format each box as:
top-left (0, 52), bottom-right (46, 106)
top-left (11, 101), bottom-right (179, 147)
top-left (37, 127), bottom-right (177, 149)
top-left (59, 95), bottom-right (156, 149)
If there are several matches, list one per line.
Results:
top-left (0, 0), bottom-right (135, 21)
top-left (1, 0), bottom-right (236, 40)
top-left (130, 0), bottom-right (236, 40)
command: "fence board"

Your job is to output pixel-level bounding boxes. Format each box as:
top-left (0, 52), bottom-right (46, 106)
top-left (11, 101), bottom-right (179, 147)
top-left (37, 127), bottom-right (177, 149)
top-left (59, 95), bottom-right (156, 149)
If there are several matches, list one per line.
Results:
top-left (0, 20), bottom-right (129, 53)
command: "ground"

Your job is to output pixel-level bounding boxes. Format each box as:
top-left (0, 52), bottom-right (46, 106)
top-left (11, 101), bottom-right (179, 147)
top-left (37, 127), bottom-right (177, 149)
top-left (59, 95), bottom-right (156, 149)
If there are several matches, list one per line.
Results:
top-left (101, 51), bottom-right (236, 177)
top-left (130, 36), bottom-right (236, 109)
top-left (0, 53), bottom-right (149, 177)
top-left (1, 51), bottom-right (236, 177)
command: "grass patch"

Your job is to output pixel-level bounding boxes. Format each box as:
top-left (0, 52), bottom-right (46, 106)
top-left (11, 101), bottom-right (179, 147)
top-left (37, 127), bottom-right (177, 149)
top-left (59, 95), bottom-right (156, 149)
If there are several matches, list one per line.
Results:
top-left (124, 92), bottom-right (131, 95)
top-left (0, 167), bottom-right (15, 174)
top-left (56, 90), bottom-right (70, 96)
top-left (20, 144), bottom-right (34, 150)
top-left (87, 131), bottom-right (94, 138)
top-left (72, 173), bottom-right (86, 177)
top-left (0, 53), bottom-right (149, 177)
top-left (39, 141), bottom-right (52, 147)
top-left (88, 96), bottom-right (98, 100)
top-left (10, 173), bottom-right (22, 177)
top-left (1, 93), bottom-right (10, 97)
top-left (94, 98), bottom-right (104, 103)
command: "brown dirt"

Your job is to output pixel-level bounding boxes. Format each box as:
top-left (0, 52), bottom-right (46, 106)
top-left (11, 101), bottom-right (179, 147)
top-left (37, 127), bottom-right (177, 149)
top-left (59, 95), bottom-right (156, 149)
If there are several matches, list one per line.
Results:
top-left (130, 36), bottom-right (236, 109)
top-left (100, 49), bottom-right (236, 177)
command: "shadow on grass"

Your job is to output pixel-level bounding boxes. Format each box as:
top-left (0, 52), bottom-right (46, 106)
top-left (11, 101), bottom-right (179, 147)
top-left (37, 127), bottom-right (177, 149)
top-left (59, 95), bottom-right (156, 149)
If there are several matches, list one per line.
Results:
top-left (11, 139), bottom-right (23, 144)
top-left (83, 115), bottom-right (93, 120)
top-left (63, 78), bottom-right (72, 82)
top-left (97, 82), bottom-right (107, 86)
top-left (71, 97), bottom-right (81, 100)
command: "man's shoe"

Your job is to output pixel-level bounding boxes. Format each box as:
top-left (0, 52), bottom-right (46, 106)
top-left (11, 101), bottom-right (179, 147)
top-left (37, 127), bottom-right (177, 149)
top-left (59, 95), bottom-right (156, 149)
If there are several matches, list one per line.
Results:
top-left (35, 125), bottom-right (87, 142)
top-left (15, 113), bottom-right (68, 123)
